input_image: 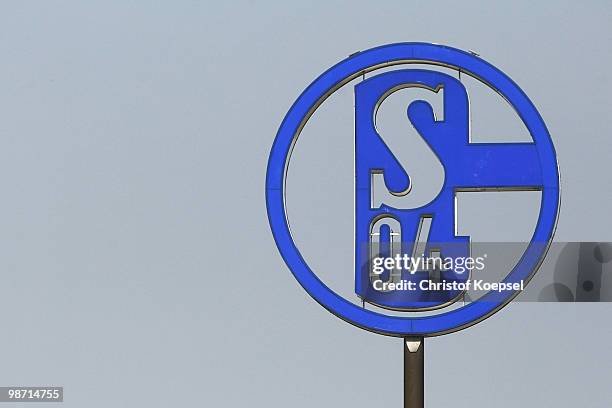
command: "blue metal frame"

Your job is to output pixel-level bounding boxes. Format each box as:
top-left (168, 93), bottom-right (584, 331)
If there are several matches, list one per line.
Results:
top-left (266, 43), bottom-right (559, 337)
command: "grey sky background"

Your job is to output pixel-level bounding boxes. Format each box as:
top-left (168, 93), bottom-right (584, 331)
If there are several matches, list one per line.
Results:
top-left (0, 1), bottom-right (611, 407)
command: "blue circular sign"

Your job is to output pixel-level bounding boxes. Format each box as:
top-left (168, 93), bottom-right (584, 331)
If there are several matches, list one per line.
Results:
top-left (266, 43), bottom-right (559, 337)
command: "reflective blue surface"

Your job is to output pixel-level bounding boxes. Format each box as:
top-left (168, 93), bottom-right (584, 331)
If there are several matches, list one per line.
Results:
top-left (266, 43), bottom-right (559, 337)
top-left (355, 69), bottom-right (544, 309)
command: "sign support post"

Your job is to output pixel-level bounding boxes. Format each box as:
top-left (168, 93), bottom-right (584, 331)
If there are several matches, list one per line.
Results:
top-left (404, 337), bottom-right (424, 408)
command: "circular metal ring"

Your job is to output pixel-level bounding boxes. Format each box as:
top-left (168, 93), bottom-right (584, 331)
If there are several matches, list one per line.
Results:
top-left (266, 43), bottom-right (559, 337)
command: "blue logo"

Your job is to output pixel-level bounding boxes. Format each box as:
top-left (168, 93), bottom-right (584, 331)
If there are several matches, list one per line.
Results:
top-left (266, 43), bottom-right (559, 337)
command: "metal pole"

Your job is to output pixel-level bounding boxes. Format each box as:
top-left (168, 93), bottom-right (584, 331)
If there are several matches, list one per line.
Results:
top-left (404, 337), bottom-right (424, 408)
